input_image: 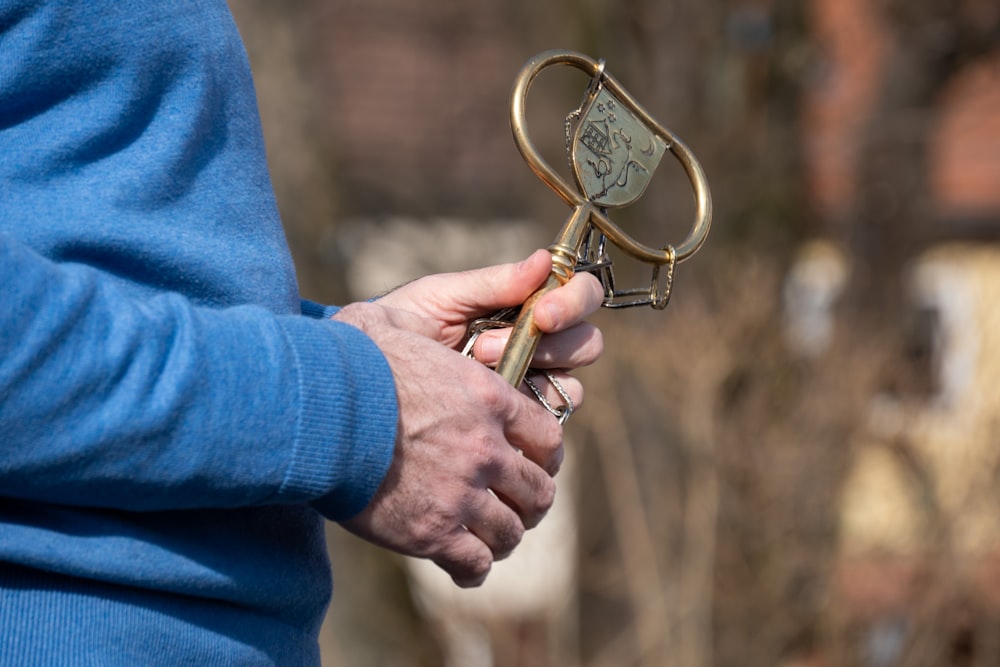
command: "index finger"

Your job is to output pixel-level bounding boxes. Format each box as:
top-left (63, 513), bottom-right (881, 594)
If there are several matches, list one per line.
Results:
top-left (531, 271), bottom-right (604, 333)
top-left (499, 383), bottom-right (565, 476)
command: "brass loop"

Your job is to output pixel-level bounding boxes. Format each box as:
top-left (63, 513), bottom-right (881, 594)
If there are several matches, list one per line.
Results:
top-left (509, 49), bottom-right (713, 263)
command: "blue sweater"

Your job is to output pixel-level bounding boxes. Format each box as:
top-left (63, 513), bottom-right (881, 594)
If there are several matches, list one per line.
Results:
top-left (0, 1), bottom-right (398, 663)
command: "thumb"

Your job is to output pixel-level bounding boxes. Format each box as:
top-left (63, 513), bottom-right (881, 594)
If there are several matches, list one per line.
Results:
top-left (377, 249), bottom-right (553, 321)
top-left (455, 249), bottom-right (552, 313)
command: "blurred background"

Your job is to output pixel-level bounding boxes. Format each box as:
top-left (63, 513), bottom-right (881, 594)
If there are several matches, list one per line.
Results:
top-left (229, 1), bottom-right (1000, 665)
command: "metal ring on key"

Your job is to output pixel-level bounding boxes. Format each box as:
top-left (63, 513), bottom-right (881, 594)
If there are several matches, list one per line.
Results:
top-left (509, 49), bottom-right (712, 264)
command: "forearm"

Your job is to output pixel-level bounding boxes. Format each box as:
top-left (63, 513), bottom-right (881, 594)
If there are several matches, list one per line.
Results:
top-left (0, 234), bottom-right (396, 518)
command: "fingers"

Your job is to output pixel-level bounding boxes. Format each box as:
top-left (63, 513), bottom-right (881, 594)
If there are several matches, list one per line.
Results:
top-left (532, 325), bottom-right (604, 368)
top-left (462, 489), bottom-right (526, 562)
top-left (466, 269), bottom-right (603, 367)
top-left (411, 410), bottom-right (560, 587)
top-left (434, 473), bottom-right (553, 587)
top-left (449, 368), bottom-right (564, 506)
top-left (370, 250), bottom-right (605, 357)
top-left (532, 270), bottom-right (604, 333)
top-left (432, 533), bottom-right (494, 588)
top-left (521, 370), bottom-right (584, 411)
top-left (471, 321), bottom-right (603, 370)
top-left (416, 438), bottom-right (557, 587)
top-left (494, 386), bottom-right (566, 476)
top-left (333, 291), bottom-right (582, 589)
top-left (452, 248), bottom-right (555, 313)
top-left (376, 249), bottom-right (553, 324)
top-left (489, 455), bottom-right (558, 530)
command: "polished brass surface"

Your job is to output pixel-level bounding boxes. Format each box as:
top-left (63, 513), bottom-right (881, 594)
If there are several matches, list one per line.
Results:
top-left (569, 83), bottom-right (668, 208)
top-left (497, 50), bottom-right (713, 388)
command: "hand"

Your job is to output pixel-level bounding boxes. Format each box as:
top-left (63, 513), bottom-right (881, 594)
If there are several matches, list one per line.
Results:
top-left (334, 301), bottom-right (563, 587)
top-left (336, 251), bottom-right (604, 587)
top-left (377, 248), bottom-right (604, 373)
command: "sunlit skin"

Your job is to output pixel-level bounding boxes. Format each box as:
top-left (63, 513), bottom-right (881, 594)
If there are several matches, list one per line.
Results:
top-left (335, 250), bottom-right (603, 587)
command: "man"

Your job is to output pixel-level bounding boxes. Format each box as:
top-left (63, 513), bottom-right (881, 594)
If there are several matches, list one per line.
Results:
top-left (0, 0), bottom-right (603, 664)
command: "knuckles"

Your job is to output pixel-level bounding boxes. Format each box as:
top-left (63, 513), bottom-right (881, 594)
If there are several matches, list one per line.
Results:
top-left (435, 539), bottom-right (495, 588)
top-left (404, 493), bottom-right (465, 558)
top-left (523, 477), bottom-right (557, 529)
top-left (452, 555), bottom-right (493, 588)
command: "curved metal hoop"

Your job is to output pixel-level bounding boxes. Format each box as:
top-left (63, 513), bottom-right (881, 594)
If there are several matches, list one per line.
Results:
top-left (510, 49), bottom-right (713, 262)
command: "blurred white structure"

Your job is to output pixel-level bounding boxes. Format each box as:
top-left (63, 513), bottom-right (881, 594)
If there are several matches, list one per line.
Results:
top-left (405, 456), bottom-right (578, 667)
top-left (781, 239), bottom-right (850, 357)
top-left (329, 216), bottom-right (545, 299)
top-left (841, 244), bottom-right (1000, 560)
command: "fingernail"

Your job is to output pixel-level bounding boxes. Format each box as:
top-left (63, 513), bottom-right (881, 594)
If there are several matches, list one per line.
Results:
top-left (478, 335), bottom-right (503, 362)
top-left (536, 302), bottom-right (560, 330)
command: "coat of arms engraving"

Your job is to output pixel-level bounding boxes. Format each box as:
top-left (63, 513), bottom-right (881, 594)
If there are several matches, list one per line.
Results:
top-left (570, 87), bottom-right (668, 208)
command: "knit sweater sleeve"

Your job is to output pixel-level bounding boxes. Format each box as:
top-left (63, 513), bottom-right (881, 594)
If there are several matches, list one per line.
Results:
top-left (0, 233), bottom-right (397, 521)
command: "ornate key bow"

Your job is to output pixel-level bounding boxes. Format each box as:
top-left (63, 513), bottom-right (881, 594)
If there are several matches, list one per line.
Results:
top-left (470, 50), bottom-right (713, 420)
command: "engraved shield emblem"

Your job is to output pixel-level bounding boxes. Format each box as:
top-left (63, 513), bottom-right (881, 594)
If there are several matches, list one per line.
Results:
top-left (570, 87), bottom-right (668, 208)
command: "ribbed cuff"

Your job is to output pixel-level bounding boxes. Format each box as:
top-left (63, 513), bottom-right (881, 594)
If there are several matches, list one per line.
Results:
top-left (274, 315), bottom-right (397, 521)
top-left (299, 299), bottom-right (340, 320)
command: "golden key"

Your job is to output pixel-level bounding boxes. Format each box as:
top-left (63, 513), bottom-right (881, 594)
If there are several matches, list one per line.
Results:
top-left (494, 50), bottom-right (714, 389)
